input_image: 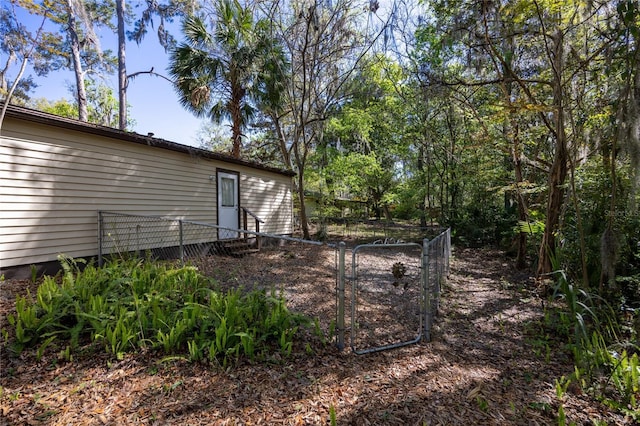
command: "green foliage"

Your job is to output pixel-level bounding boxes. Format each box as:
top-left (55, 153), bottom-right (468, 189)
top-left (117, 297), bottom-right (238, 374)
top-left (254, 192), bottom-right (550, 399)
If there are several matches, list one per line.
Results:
top-left (605, 350), bottom-right (639, 412)
top-left (6, 255), bottom-right (310, 367)
top-left (168, 0), bottom-right (287, 156)
top-left (561, 161), bottom-right (640, 300)
top-left (29, 98), bottom-right (77, 119)
top-left (329, 405), bottom-right (337, 426)
top-left (451, 199), bottom-right (516, 247)
top-left (543, 260), bottom-right (639, 419)
top-left (516, 219), bottom-right (545, 236)
top-left (28, 80), bottom-right (134, 129)
top-left (322, 152), bottom-right (395, 219)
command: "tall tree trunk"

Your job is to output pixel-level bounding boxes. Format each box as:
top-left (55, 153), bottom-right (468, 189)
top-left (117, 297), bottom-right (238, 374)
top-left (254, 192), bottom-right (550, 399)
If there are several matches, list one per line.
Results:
top-left (0, 53), bottom-right (28, 131)
top-left (537, 29), bottom-right (568, 276)
top-left (116, 0), bottom-right (127, 130)
top-left (418, 144), bottom-right (427, 228)
top-left (296, 170), bottom-right (311, 240)
top-left (291, 127), bottom-right (311, 239)
top-left (426, 140), bottom-right (433, 225)
top-left (500, 19), bottom-right (528, 269)
top-left (230, 80), bottom-right (244, 158)
top-left (628, 35), bottom-right (640, 212)
top-left (67, 5), bottom-right (88, 122)
top-left (0, 12), bottom-right (47, 131)
top-left (511, 120), bottom-right (529, 270)
top-left (272, 114), bottom-right (291, 168)
top-left (0, 50), bottom-right (16, 94)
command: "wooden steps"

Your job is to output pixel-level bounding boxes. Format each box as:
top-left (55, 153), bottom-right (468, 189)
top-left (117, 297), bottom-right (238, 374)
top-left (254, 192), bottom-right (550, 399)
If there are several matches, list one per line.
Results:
top-left (219, 239), bottom-right (260, 257)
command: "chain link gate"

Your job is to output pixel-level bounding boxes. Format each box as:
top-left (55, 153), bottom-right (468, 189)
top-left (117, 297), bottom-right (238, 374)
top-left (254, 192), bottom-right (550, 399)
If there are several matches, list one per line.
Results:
top-left (98, 211), bottom-right (449, 355)
top-left (351, 242), bottom-right (423, 354)
top-left (336, 229), bottom-right (451, 354)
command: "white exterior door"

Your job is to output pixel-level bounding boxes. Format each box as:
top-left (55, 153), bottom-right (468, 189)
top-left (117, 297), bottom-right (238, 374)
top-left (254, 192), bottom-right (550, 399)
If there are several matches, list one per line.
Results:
top-left (217, 171), bottom-right (239, 239)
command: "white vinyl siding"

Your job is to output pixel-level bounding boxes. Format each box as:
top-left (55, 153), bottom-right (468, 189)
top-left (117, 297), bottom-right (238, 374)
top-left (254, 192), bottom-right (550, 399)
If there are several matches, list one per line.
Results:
top-left (0, 117), bottom-right (293, 268)
top-left (240, 170), bottom-right (293, 235)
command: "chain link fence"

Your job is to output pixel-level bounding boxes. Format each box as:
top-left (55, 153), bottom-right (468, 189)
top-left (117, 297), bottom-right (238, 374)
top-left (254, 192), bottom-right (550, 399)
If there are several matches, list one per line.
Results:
top-left (347, 242), bottom-right (424, 354)
top-left (98, 211), bottom-right (450, 353)
top-left (98, 211), bottom-right (268, 263)
top-left (334, 228), bottom-right (451, 354)
top-left (423, 228), bottom-right (451, 341)
top-left (308, 217), bottom-right (444, 242)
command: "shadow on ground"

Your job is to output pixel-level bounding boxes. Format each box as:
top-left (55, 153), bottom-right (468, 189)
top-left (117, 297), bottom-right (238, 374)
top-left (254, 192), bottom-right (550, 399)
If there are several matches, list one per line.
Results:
top-left (0, 247), bottom-right (628, 425)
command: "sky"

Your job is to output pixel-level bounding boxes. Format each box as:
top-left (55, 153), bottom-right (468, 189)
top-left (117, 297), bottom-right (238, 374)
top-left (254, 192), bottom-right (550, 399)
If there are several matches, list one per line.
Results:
top-left (6, 6), bottom-right (209, 148)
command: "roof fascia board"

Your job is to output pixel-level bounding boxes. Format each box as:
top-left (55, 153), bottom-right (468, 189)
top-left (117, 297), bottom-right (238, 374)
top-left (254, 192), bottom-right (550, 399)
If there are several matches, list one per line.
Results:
top-left (3, 103), bottom-right (296, 177)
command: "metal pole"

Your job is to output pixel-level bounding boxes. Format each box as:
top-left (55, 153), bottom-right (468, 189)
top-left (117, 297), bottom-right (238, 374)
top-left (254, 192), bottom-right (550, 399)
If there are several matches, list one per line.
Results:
top-left (423, 238), bottom-right (431, 342)
top-left (446, 227), bottom-right (451, 276)
top-left (336, 242), bottom-right (346, 351)
top-left (256, 220), bottom-right (261, 251)
top-left (98, 211), bottom-right (103, 266)
top-left (350, 247), bottom-right (358, 351)
top-left (179, 219), bottom-right (184, 264)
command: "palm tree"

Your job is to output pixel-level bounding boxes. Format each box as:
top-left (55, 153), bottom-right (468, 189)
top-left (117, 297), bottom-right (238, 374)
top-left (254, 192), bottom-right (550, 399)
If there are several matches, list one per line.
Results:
top-left (169, 0), bottom-right (287, 158)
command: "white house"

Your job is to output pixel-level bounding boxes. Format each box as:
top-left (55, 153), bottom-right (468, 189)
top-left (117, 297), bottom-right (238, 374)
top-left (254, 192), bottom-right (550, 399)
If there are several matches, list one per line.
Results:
top-left (0, 104), bottom-right (294, 277)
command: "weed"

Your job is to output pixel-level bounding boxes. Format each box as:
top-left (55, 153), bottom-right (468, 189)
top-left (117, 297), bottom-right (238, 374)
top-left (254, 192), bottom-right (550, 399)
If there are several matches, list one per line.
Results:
top-left (555, 375), bottom-right (571, 400)
top-left (329, 405), bottom-right (337, 426)
top-left (524, 371), bottom-right (533, 383)
top-left (187, 340), bottom-right (203, 362)
top-left (476, 396), bottom-right (489, 412)
top-left (57, 345), bottom-right (73, 362)
top-left (528, 401), bottom-right (551, 413)
top-left (496, 313), bottom-right (505, 333)
top-left (557, 404), bottom-right (567, 426)
top-left (163, 380), bottom-right (183, 394)
top-left (548, 256), bottom-right (638, 419)
top-left (305, 343), bottom-right (314, 355)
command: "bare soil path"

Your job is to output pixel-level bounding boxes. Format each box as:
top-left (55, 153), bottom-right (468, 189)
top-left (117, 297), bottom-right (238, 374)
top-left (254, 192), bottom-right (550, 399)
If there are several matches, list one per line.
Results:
top-left (0, 247), bottom-right (629, 425)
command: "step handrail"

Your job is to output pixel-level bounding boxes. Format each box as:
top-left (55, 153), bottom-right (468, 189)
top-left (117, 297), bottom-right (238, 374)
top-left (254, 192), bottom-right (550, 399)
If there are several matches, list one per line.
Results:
top-left (241, 207), bottom-right (264, 250)
top-left (241, 207), bottom-right (265, 224)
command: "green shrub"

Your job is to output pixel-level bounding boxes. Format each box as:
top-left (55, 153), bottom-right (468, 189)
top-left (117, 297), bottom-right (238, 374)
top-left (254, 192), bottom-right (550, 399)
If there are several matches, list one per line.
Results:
top-left (6, 255), bottom-right (310, 367)
top-left (546, 263), bottom-right (639, 419)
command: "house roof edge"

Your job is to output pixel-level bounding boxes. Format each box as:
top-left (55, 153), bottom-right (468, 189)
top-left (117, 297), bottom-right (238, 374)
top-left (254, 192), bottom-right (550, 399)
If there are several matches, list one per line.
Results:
top-left (3, 103), bottom-right (296, 177)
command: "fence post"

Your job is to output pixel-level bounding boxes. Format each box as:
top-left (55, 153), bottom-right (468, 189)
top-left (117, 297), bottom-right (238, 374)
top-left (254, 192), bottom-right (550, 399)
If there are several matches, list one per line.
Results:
top-left (336, 242), bottom-right (346, 351)
top-left (446, 228), bottom-right (451, 276)
top-left (243, 209), bottom-right (248, 241)
top-left (423, 238), bottom-right (431, 342)
top-left (179, 219), bottom-right (184, 264)
top-left (256, 219), bottom-right (261, 251)
top-left (98, 211), bottom-right (103, 266)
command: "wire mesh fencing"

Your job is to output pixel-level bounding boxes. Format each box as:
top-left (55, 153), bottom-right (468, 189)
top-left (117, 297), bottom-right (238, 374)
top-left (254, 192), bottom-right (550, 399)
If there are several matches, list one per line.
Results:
top-left (423, 228), bottom-right (451, 341)
top-left (98, 211), bottom-right (450, 353)
top-left (334, 228), bottom-right (451, 354)
top-left (98, 211), bottom-right (262, 263)
top-left (98, 211), bottom-right (340, 340)
top-left (347, 242), bottom-right (424, 354)
top-left (308, 217), bottom-right (445, 242)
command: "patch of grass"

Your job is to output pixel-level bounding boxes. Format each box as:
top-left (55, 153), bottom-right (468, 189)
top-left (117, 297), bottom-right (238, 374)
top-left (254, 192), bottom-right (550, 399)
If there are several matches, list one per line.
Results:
top-left (475, 396), bottom-right (489, 412)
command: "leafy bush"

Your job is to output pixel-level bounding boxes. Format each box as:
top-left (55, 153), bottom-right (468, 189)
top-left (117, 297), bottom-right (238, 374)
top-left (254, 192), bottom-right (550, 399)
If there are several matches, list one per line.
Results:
top-left (6, 256), bottom-right (310, 367)
top-left (451, 202), bottom-right (516, 247)
top-left (544, 265), bottom-right (640, 419)
top-left (561, 161), bottom-right (640, 300)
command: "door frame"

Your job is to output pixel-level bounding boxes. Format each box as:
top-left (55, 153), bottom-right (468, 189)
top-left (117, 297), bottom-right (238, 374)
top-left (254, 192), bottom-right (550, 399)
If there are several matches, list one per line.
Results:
top-left (216, 169), bottom-right (240, 239)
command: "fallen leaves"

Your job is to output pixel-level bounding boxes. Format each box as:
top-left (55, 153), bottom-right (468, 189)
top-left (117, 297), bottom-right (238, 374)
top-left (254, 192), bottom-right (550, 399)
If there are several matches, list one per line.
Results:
top-left (0, 247), bottom-right (633, 425)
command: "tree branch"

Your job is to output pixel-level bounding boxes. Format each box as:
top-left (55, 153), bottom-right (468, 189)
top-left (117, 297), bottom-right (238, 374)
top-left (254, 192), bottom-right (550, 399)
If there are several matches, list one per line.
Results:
top-left (126, 67), bottom-right (174, 89)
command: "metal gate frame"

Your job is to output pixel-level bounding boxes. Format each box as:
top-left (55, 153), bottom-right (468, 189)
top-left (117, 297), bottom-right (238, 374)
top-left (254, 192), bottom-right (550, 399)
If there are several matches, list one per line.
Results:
top-left (335, 228), bottom-right (451, 354)
top-left (352, 242), bottom-right (423, 354)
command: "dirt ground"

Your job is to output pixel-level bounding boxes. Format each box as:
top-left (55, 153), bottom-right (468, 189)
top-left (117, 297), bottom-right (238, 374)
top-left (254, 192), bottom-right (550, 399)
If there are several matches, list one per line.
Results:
top-left (0, 246), bottom-right (632, 425)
